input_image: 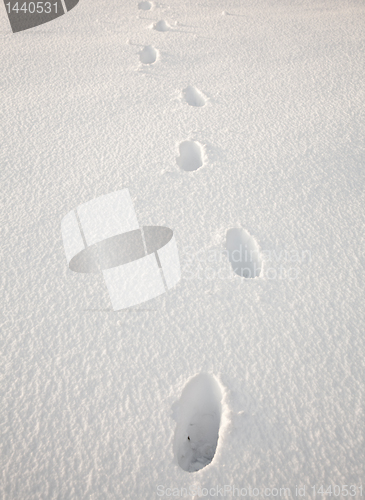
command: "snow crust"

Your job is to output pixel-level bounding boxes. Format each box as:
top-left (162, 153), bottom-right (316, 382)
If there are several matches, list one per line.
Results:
top-left (1, 0), bottom-right (364, 498)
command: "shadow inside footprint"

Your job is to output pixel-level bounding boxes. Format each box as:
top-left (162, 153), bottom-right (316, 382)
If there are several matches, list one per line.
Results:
top-left (139, 45), bottom-right (157, 64)
top-left (173, 373), bottom-right (222, 473)
top-left (183, 86), bottom-right (206, 107)
top-left (226, 228), bottom-right (262, 278)
top-left (154, 19), bottom-right (170, 31)
top-left (176, 141), bottom-right (203, 171)
top-left (138, 1), bottom-right (152, 10)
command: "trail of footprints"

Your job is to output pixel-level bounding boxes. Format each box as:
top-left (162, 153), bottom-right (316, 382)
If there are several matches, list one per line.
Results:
top-left (132, 0), bottom-right (262, 474)
top-left (135, 2), bottom-right (207, 172)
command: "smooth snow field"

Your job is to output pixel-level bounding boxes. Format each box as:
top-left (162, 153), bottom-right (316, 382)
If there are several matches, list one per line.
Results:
top-left (1, 0), bottom-right (364, 498)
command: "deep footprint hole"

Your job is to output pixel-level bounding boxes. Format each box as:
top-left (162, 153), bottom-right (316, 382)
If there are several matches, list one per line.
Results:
top-left (173, 373), bottom-right (223, 473)
top-left (154, 20), bottom-right (170, 32)
top-left (176, 140), bottom-right (204, 171)
top-left (183, 86), bottom-right (206, 107)
top-left (138, 1), bottom-right (152, 10)
top-left (139, 45), bottom-right (157, 64)
top-left (226, 228), bottom-right (262, 278)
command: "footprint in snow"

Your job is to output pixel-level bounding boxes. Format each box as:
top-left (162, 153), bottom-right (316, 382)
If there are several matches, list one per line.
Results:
top-left (138, 1), bottom-right (153, 10)
top-left (176, 140), bottom-right (204, 171)
top-left (139, 45), bottom-right (158, 64)
top-left (173, 373), bottom-right (223, 473)
top-left (183, 85), bottom-right (206, 107)
top-left (226, 228), bottom-right (262, 278)
top-left (153, 19), bottom-right (170, 32)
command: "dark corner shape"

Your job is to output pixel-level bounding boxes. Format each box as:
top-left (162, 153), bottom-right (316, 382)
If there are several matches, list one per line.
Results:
top-left (5, 0), bottom-right (79, 33)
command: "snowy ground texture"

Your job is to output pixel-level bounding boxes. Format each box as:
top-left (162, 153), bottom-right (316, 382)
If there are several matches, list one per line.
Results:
top-left (1, 0), bottom-right (365, 498)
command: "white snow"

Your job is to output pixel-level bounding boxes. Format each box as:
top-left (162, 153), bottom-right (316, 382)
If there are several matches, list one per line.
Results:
top-left (1, 0), bottom-right (364, 498)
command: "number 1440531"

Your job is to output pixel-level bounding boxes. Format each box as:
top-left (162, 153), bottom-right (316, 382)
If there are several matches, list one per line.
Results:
top-left (311, 485), bottom-right (362, 497)
top-left (5, 2), bottom-right (58, 14)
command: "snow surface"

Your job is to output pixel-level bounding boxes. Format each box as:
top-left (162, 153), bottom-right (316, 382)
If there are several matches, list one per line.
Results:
top-left (1, 0), bottom-right (365, 498)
